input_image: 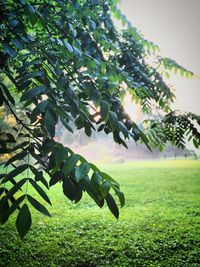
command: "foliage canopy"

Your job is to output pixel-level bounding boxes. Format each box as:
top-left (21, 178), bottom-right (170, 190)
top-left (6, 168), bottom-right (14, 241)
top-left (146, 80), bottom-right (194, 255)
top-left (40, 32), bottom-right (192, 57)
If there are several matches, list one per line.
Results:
top-left (0, 0), bottom-right (199, 238)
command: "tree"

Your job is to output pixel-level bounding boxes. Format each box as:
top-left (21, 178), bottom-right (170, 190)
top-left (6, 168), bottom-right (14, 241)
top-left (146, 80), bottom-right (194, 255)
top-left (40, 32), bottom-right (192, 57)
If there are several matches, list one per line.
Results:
top-left (0, 0), bottom-right (199, 239)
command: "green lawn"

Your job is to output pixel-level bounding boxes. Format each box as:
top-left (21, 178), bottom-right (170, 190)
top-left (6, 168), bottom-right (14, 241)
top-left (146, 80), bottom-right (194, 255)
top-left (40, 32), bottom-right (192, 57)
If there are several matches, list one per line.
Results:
top-left (0, 160), bottom-right (200, 267)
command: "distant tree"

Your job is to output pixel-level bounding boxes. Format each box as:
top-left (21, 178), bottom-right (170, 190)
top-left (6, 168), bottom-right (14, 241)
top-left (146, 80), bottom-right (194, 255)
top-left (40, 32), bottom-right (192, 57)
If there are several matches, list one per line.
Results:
top-left (0, 0), bottom-right (199, 239)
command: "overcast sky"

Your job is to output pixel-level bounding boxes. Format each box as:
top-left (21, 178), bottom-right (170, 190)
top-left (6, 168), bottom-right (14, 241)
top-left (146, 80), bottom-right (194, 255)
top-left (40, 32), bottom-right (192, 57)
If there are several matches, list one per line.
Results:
top-left (118, 0), bottom-right (200, 114)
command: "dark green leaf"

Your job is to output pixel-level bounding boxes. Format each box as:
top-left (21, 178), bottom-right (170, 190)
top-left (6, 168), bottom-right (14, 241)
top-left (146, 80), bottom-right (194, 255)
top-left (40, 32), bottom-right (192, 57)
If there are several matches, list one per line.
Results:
top-left (29, 179), bottom-right (51, 205)
top-left (1, 195), bottom-right (26, 225)
top-left (16, 203), bottom-right (32, 239)
top-left (109, 111), bottom-right (118, 131)
top-left (20, 86), bottom-right (46, 102)
top-left (193, 138), bottom-right (199, 149)
top-left (0, 187), bottom-right (4, 195)
top-left (112, 185), bottom-right (125, 207)
top-left (3, 178), bottom-right (27, 202)
top-left (44, 109), bottom-right (58, 138)
top-left (49, 171), bottom-right (62, 187)
top-left (11, 141), bottom-right (29, 152)
top-left (105, 193), bottom-right (119, 219)
top-left (2, 164), bottom-right (29, 183)
top-left (91, 172), bottom-right (102, 192)
top-left (12, 38), bottom-right (23, 50)
top-left (30, 166), bottom-right (49, 189)
top-left (63, 154), bottom-right (80, 175)
top-left (6, 133), bottom-right (16, 143)
top-left (30, 100), bottom-right (48, 122)
top-left (100, 180), bottom-right (110, 198)
top-left (5, 151), bottom-right (27, 167)
top-left (75, 162), bottom-right (90, 182)
top-left (74, 183), bottom-right (83, 204)
top-left (27, 195), bottom-right (51, 217)
top-left (0, 174), bottom-right (6, 180)
top-left (64, 40), bottom-right (73, 53)
top-left (100, 100), bottom-right (110, 121)
top-left (3, 43), bottom-right (16, 57)
top-left (62, 177), bottom-right (75, 201)
top-left (89, 163), bottom-right (100, 172)
top-left (100, 172), bottom-right (119, 186)
top-left (0, 197), bottom-right (9, 224)
top-left (0, 82), bottom-right (15, 105)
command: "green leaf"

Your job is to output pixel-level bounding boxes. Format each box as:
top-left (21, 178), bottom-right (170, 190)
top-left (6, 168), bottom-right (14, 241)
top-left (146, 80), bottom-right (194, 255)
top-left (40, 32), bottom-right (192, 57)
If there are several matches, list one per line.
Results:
top-left (118, 121), bottom-right (128, 138)
top-left (20, 86), bottom-right (46, 102)
top-left (63, 154), bottom-right (80, 175)
top-left (55, 146), bottom-right (68, 166)
top-left (27, 195), bottom-right (51, 217)
top-left (75, 162), bottom-right (90, 182)
top-left (0, 82), bottom-right (15, 105)
top-left (100, 100), bottom-right (110, 121)
top-left (0, 197), bottom-right (9, 224)
top-left (16, 203), bottom-right (32, 239)
top-left (30, 100), bottom-right (48, 122)
top-left (100, 172), bottom-right (119, 187)
top-left (5, 151), bottom-right (28, 167)
top-left (3, 43), bottom-right (16, 57)
top-left (108, 111), bottom-right (118, 131)
top-left (44, 109), bottom-right (58, 138)
top-left (64, 40), bottom-right (73, 53)
top-left (0, 174), bottom-right (6, 180)
top-left (100, 180), bottom-right (110, 198)
top-left (91, 172), bottom-right (102, 192)
top-left (89, 163), bottom-right (100, 172)
top-left (11, 141), bottom-right (29, 152)
top-left (112, 186), bottom-right (125, 207)
top-left (193, 138), bottom-right (199, 148)
top-left (1, 195), bottom-right (26, 225)
top-left (90, 20), bottom-right (96, 31)
top-left (6, 133), bottom-right (15, 143)
top-left (74, 183), bottom-right (83, 204)
top-left (3, 178), bottom-right (27, 202)
top-left (105, 193), bottom-right (119, 219)
top-left (62, 177), bottom-right (75, 201)
top-left (49, 171), bottom-right (62, 187)
top-left (29, 179), bottom-right (51, 205)
top-left (30, 166), bottom-right (49, 189)
top-left (73, 46), bottom-right (82, 59)
top-left (2, 164), bottom-right (29, 183)
top-left (0, 187), bottom-right (4, 195)
top-left (12, 38), bottom-right (23, 50)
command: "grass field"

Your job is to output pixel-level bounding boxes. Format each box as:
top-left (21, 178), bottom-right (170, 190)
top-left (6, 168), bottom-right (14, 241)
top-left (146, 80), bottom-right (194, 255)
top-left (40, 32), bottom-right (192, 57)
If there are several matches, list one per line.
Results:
top-left (0, 160), bottom-right (200, 267)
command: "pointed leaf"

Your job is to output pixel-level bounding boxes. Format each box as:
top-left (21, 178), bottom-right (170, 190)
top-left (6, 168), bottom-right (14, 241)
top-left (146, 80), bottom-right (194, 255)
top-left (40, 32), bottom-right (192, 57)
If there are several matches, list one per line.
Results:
top-left (100, 100), bottom-right (110, 121)
top-left (0, 197), bottom-right (9, 224)
top-left (100, 180), bottom-right (110, 198)
top-left (105, 193), bottom-right (119, 219)
top-left (62, 177), bottom-right (75, 201)
top-left (75, 162), bottom-right (90, 182)
top-left (0, 82), bottom-right (15, 105)
top-left (91, 172), bottom-right (103, 192)
top-left (29, 179), bottom-right (51, 205)
top-left (63, 154), bottom-right (79, 175)
top-left (64, 40), bottom-right (73, 53)
top-left (109, 111), bottom-right (118, 130)
top-left (5, 151), bottom-right (28, 167)
top-left (27, 195), bottom-right (51, 217)
top-left (30, 166), bottom-right (49, 189)
top-left (2, 164), bottom-right (29, 183)
top-left (20, 86), bottom-right (46, 102)
top-left (3, 178), bottom-right (27, 202)
top-left (1, 195), bottom-right (26, 225)
top-left (16, 203), bottom-right (32, 239)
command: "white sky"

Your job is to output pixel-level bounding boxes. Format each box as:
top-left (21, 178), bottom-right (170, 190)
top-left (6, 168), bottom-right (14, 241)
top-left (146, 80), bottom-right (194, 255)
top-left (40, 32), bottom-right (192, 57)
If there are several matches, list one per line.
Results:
top-left (118, 0), bottom-right (200, 114)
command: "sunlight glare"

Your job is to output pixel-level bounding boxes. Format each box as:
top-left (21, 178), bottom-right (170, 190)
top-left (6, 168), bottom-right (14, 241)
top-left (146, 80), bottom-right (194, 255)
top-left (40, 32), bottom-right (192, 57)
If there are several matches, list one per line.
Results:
top-left (123, 92), bottom-right (141, 122)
